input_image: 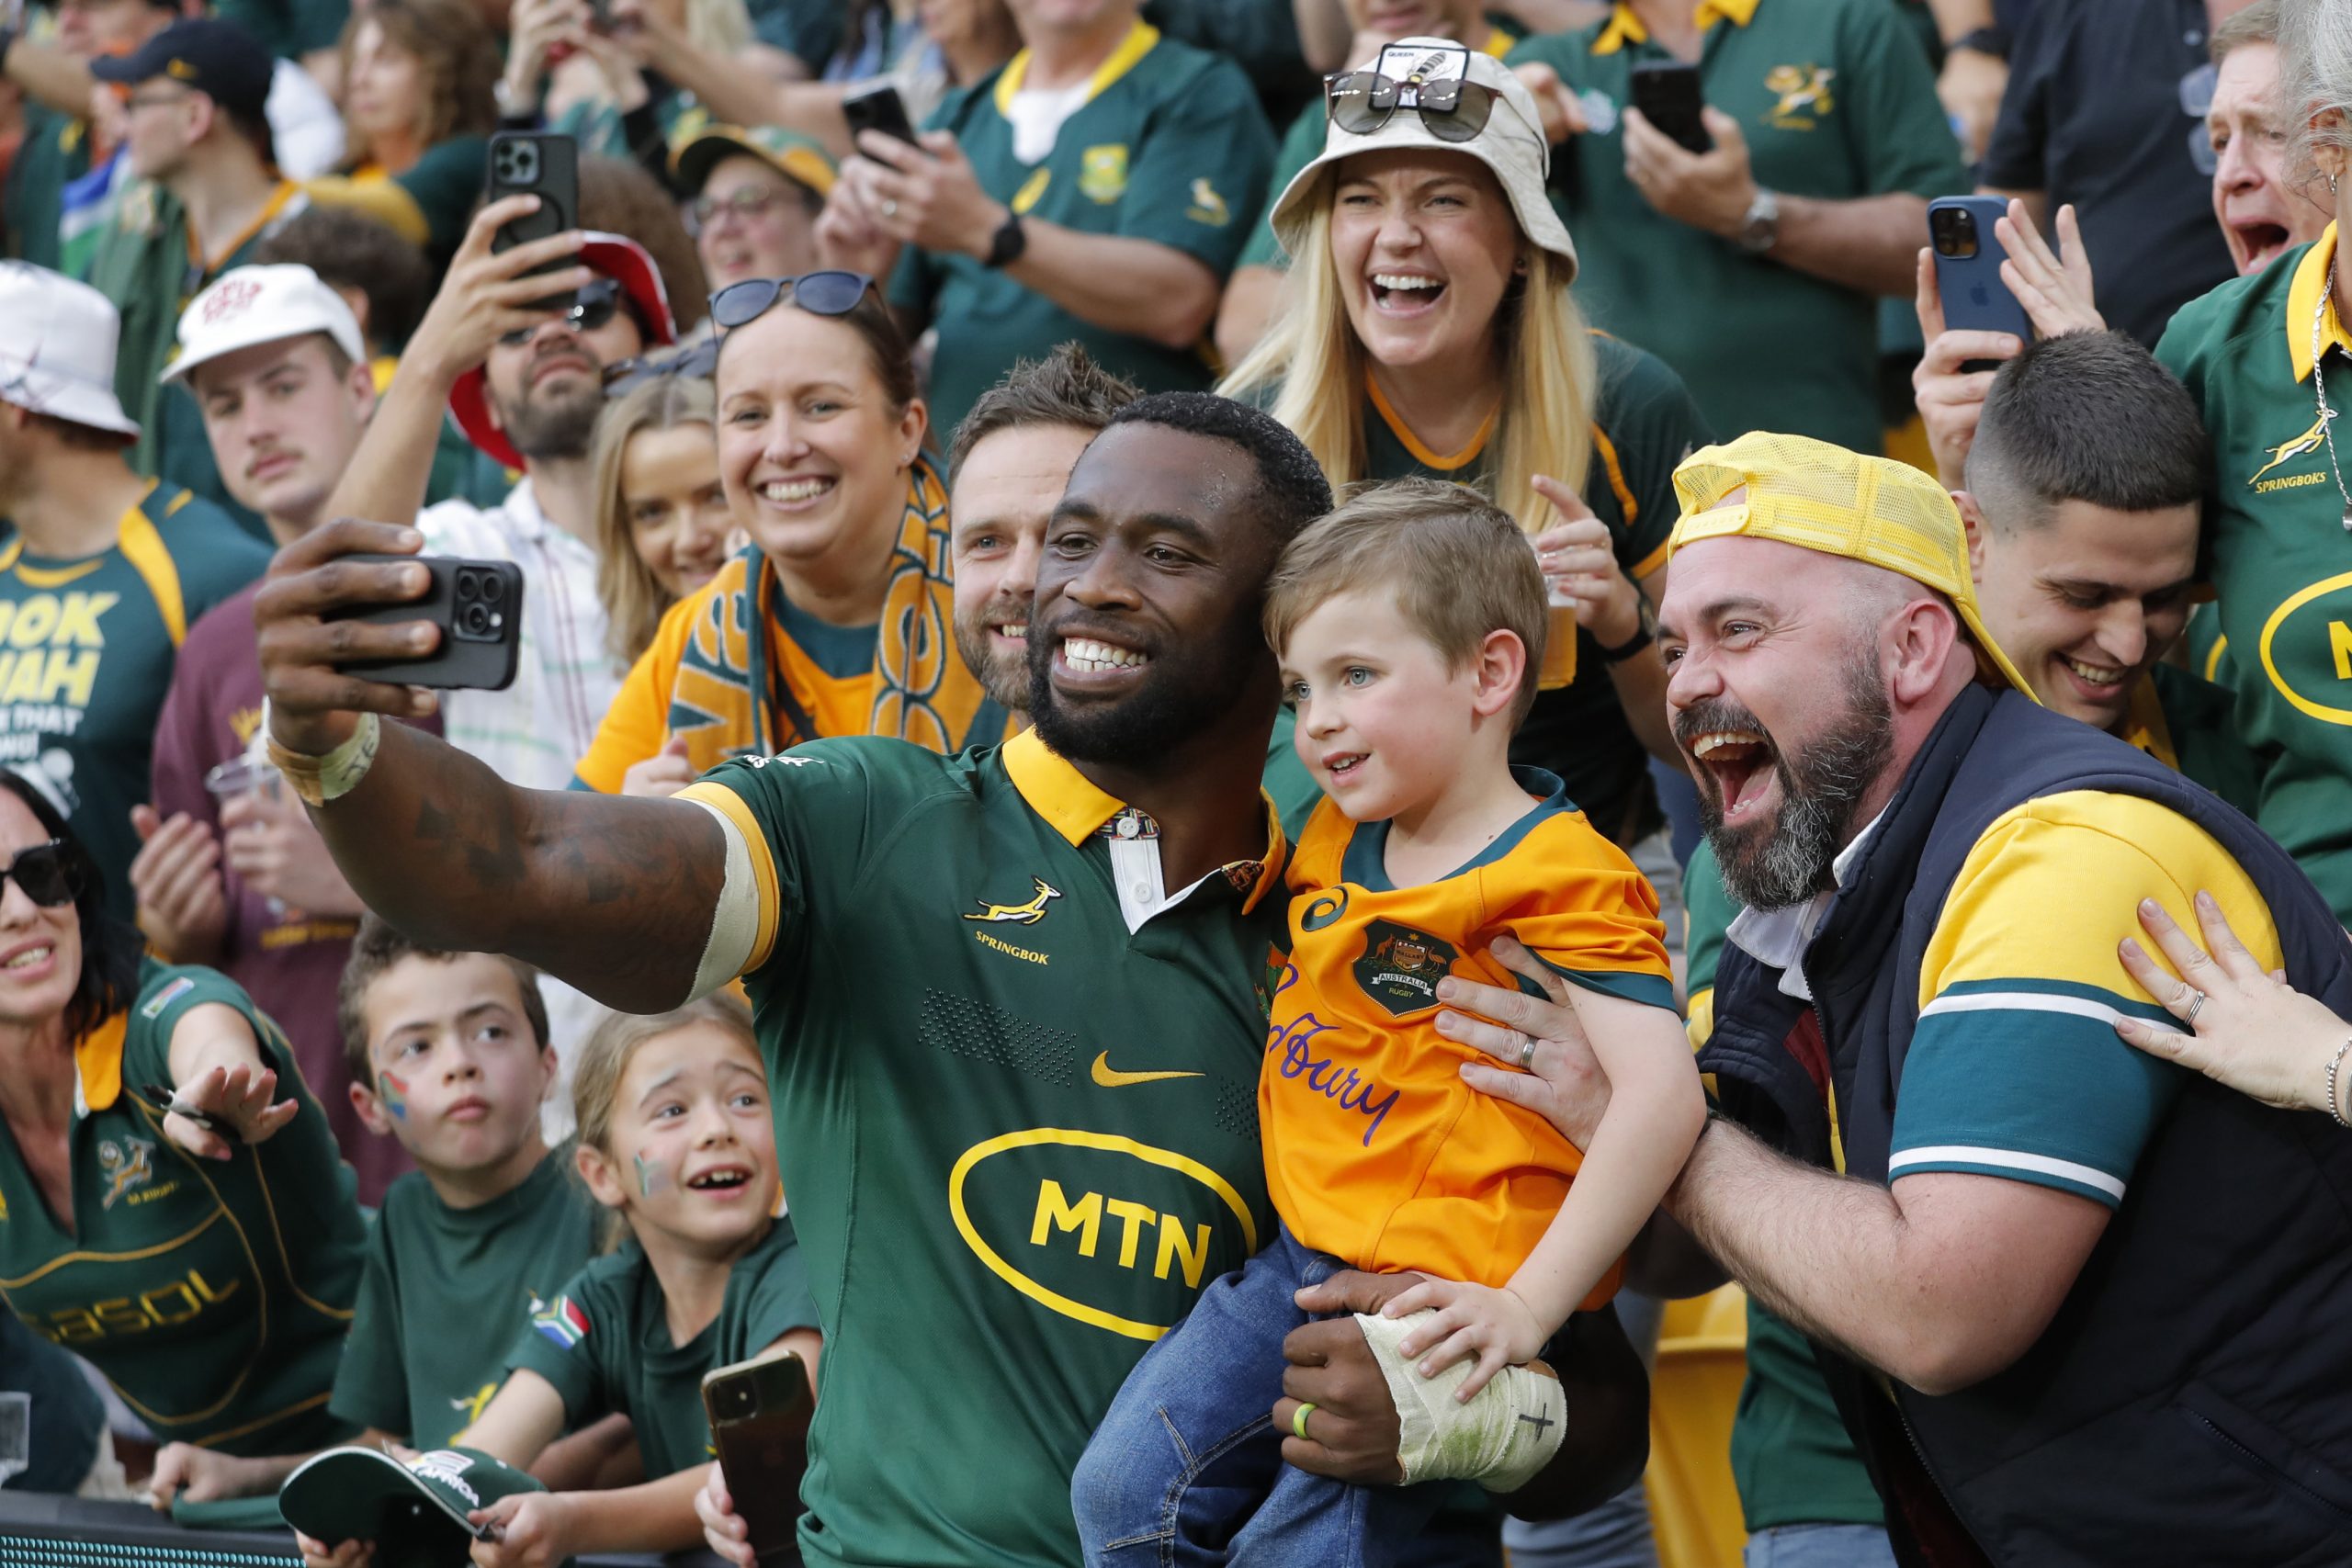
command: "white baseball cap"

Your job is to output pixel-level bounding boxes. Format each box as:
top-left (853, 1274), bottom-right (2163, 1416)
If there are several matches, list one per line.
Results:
top-left (0, 262), bottom-right (140, 437)
top-left (1268, 38), bottom-right (1577, 280)
top-left (164, 265), bottom-right (367, 388)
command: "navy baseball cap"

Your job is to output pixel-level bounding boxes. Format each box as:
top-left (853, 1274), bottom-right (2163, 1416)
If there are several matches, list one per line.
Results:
top-left (92, 18), bottom-right (274, 121)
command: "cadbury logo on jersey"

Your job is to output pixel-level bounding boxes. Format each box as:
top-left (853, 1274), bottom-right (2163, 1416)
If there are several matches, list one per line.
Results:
top-left (1352, 920), bottom-right (1456, 1016)
top-left (948, 1129), bottom-right (1261, 1342)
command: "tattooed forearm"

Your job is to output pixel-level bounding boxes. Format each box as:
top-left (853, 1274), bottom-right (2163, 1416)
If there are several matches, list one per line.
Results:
top-left (312, 721), bottom-right (725, 1010)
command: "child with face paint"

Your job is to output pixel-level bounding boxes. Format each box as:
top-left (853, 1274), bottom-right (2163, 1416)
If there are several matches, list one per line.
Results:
top-left (149, 919), bottom-right (613, 1535)
top-left (444, 996), bottom-right (821, 1568)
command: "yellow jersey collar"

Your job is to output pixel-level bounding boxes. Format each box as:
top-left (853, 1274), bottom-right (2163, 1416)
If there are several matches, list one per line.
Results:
top-left (1593, 0), bottom-right (1758, 55)
top-left (1001, 728), bottom-right (1288, 912)
top-left (1366, 370), bottom-right (1495, 471)
top-left (995, 19), bottom-right (1159, 117)
top-left (186, 178), bottom-right (301, 276)
top-left (73, 1013), bottom-right (131, 1117)
top-left (2288, 222), bottom-right (2349, 383)
top-left (2119, 673), bottom-right (2179, 773)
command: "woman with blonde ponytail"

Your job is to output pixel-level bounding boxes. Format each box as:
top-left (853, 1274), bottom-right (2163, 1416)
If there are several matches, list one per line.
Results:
top-left (1224, 38), bottom-right (1704, 843)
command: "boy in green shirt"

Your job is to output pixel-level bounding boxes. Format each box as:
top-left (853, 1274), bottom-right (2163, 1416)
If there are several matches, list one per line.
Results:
top-left (148, 919), bottom-right (601, 1511)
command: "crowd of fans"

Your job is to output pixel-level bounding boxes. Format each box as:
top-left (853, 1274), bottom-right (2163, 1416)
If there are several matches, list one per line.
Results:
top-left (1, 0), bottom-right (2349, 1564)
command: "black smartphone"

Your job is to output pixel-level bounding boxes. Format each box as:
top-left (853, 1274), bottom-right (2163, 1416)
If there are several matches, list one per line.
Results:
top-left (702, 1350), bottom-right (812, 1567)
top-left (1928, 196), bottom-right (2034, 344)
top-left (1629, 62), bottom-right (1711, 153)
top-left (327, 553), bottom-right (526, 691)
top-left (842, 80), bottom-right (921, 149)
top-left (484, 131), bottom-right (580, 307)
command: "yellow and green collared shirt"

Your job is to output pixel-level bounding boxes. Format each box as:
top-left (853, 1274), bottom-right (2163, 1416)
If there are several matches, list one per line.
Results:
top-left (888, 20), bottom-right (1276, 443)
top-left (2157, 221), bottom-right (2352, 921)
top-left (1507, 0), bottom-right (1968, 454)
top-left (676, 728), bottom-right (1284, 1566)
top-left (0, 961), bottom-right (364, 1456)
top-left (0, 482), bottom-right (270, 913)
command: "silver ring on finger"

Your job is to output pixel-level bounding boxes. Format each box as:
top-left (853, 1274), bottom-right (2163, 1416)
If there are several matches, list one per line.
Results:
top-left (880, 197), bottom-right (899, 219)
top-left (2184, 989), bottom-right (2207, 1026)
top-left (1517, 1032), bottom-right (1537, 1070)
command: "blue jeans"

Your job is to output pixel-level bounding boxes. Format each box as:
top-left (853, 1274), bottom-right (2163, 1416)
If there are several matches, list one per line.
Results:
top-left (1072, 1226), bottom-right (1446, 1567)
top-left (1742, 1525), bottom-right (1899, 1568)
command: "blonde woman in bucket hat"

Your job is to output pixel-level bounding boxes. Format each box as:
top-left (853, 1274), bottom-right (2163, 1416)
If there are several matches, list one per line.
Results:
top-left (1222, 38), bottom-right (1709, 847)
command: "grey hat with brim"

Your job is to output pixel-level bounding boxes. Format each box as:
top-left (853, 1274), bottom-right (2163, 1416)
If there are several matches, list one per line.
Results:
top-left (1267, 37), bottom-right (1577, 281)
top-left (279, 1446), bottom-right (545, 1567)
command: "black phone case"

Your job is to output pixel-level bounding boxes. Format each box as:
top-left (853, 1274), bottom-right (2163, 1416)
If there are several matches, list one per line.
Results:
top-left (328, 554), bottom-right (526, 691)
top-left (704, 1354), bottom-right (810, 1567)
top-left (484, 132), bottom-right (580, 297)
top-left (842, 81), bottom-right (921, 146)
top-left (1629, 63), bottom-right (1712, 154)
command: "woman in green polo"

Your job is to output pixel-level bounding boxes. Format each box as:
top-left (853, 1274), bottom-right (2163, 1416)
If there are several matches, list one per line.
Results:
top-left (2156, 0), bottom-right (2352, 928)
top-left (0, 772), bottom-right (365, 1468)
top-left (1221, 37), bottom-right (1708, 843)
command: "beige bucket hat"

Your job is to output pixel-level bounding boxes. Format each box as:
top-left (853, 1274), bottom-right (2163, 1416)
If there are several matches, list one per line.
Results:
top-left (1267, 37), bottom-right (1577, 280)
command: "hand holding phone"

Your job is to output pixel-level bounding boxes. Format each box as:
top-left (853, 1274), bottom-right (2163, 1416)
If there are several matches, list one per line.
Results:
top-left (324, 553), bottom-right (526, 691)
top-left (702, 1350), bottom-right (811, 1567)
top-left (1927, 196), bottom-right (2034, 343)
top-left (842, 80), bottom-right (921, 149)
top-left (1629, 63), bottom-right (1711, 154)
top-left (484, 132), bottom-right (581, 308)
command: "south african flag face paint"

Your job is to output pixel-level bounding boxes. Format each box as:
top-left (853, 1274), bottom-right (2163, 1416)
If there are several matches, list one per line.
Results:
top-left (379, 1071), bottom-right (410, 1121)
top-left (634, 1153), bottom-right (667, 1199)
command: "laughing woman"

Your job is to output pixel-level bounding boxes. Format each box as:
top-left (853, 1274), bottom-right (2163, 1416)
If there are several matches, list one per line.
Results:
top-left (0, 773), bottom-right (365, 1473)
top-left (571, 272), bottom-right (1005, 796)
top-left (1222, 39), bottom-right (1708, 844)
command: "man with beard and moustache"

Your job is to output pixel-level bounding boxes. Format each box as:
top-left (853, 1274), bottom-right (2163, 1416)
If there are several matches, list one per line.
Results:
top-left (1442, 431), bottom-right (2352, 1566)
top-left (248, 390), bottom-right (1657, 1568)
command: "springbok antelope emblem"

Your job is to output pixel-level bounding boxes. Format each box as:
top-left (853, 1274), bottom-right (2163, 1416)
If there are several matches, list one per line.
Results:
top-left (964, 878), bottom-right (1063, 925)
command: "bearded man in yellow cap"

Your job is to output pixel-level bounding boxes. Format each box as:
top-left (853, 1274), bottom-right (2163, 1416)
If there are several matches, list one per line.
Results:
top-left (1443, 430), bottom-right (2352, 1568)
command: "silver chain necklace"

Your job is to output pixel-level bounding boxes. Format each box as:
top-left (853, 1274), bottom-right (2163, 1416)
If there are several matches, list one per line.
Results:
top-left (2309, 289), bottom-right (2352, 531)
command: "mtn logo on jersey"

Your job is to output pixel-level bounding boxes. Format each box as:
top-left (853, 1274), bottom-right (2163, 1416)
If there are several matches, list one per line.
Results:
top-left (97, 1136), bottom-right (154, 1210)
top-left (948, 1129), bottom-right (1260, 1341)
top-left (1764, 64), bottom-right (1834, 129)
top-left (964, 878), bottom-right (1061, 926)
top-left (2250, 408), bottom-right (2335, 492)
top-left (532, 1295), bottom-right (589, 1349)
top-left (1353, 920), bottom-right (1456, 1016)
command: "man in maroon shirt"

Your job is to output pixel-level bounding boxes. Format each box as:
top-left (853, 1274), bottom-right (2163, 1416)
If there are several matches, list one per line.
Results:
top-left (134, 263), bottom-right (432, 1202)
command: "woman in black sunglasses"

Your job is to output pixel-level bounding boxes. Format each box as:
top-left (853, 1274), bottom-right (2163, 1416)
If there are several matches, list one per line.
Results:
top-left (0, 772), bottom-right (368, 1477)
top-left (1222, 39), bottom-right (1706, 851)
top-left (571, 271), bottom-right (1009, 795)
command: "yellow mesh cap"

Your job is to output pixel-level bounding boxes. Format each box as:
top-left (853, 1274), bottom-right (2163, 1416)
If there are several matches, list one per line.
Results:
top-left (1666, 432), bottom-right (2037, 701)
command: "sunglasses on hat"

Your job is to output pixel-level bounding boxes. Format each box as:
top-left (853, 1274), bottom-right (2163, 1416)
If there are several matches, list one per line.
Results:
top-left (0, 840), bottom-right (80, 908)
top-left (1324, 54), bottom-right (1499, 144)
top-left (708, 270), bottom-right (876, 333)
top-left (499, 276), bottom-right (626, 347)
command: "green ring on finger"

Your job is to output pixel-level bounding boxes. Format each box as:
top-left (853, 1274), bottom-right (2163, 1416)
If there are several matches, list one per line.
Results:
top-left (1292, 1402), bottom-right (1317, 1441)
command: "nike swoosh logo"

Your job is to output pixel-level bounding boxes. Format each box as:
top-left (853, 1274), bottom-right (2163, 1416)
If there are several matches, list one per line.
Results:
top-left (1091, 1052), bottom-right (1204, 1089)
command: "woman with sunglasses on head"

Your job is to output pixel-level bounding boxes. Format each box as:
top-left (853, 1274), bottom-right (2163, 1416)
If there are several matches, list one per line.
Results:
top-left (571, 271), bottom-right (1005, 797)
top-left (1223, 39), bottom-right (1706, 847)
top-left (0, 771), bottom-right (368, 1480)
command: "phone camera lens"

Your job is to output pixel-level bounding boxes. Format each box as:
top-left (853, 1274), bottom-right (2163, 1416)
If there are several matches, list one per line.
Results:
top-left (478, 573), bottom-right (506, 604)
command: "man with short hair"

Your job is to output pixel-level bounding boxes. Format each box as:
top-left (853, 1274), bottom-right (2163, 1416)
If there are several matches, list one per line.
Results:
top-left (133, 263), bottom-right (427, 1205)
top-left (254, 390), bottom-right (1654, 1568)
top-left (0, 0), bottom-right (178, 272)
top-left (1464, 430), bottom-right (2352, 1564)
top-left (85, 16), bottom-right (308, 532)
top-left (829, 0), bottom-right (1276, 442)
top-left (1677, 333), bottom-right (2253, 1568)
top-left (0, 262), bottom-right (268, 914)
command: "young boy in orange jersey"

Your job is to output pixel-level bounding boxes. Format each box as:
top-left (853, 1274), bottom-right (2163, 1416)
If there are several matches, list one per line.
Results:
top-left (1073, 479), bottom-right (1705, 1562)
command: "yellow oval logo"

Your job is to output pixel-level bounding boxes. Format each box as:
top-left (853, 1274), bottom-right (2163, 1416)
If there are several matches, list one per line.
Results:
top-left (947, 1129), bottom-right (1261, 1342)
top-left (2258, 570), bottom-right (2352, 726)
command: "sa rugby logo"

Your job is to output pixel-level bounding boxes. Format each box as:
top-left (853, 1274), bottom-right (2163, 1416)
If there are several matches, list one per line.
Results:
top-left (1354, 920), bottom-right (1456, 1016)
top-left (2250, 408), bottom-right (2335, 491)
top-left (1080, 144), bottom-right (1130, 203)
top-left (964, 877), bottom-right (1061, 926)
top-left (1764, 64), bottom-right (1834, 128)
top-left (97, 1136), bottom-right (155, 1211)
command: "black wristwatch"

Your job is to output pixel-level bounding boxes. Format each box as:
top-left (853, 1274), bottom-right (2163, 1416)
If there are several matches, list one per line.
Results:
top-left (983, 210), bottom-right (1026, 269)
top-left (1596, 595), bottom-right (1658, 664)
top-left (1951, 25), bottom-right (2008, 59)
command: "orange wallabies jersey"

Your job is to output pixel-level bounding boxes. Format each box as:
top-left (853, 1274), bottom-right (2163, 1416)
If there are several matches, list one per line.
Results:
top-left (1261, 770), bottom-right (1678, 1292)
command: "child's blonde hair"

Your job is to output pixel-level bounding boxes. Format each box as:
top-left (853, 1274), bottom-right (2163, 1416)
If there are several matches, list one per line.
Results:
top-left (1264, 478), bottom-right (1547, 728)
top-left (571, 993), bottom-right (760, 1245)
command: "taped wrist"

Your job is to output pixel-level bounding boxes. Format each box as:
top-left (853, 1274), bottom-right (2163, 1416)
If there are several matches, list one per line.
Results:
top-left (1354, 1310), bottom-right (1566, 1493)
top-left (686, 798), bottom-right (759, 1000)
